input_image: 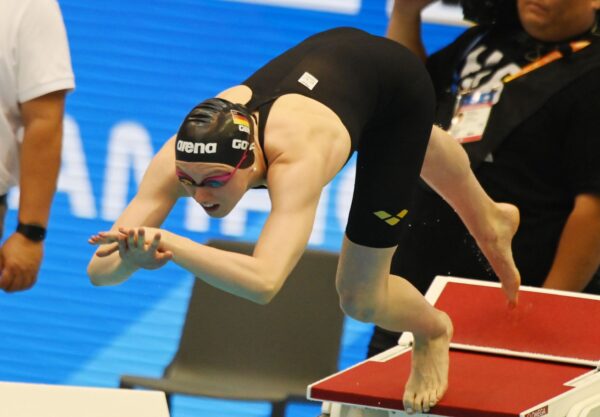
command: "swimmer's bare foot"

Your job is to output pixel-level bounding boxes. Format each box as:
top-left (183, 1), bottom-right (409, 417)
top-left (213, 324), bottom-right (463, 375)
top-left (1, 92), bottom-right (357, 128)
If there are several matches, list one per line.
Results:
top-left (403, 311), bottom-right (453, 414)
top-left (473, 202), bottom-right (521, 305)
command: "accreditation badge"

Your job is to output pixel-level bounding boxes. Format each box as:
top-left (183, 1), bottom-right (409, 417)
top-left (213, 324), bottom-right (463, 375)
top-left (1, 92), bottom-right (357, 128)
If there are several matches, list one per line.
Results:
top-left (448, 89), bottom-right (499, 144)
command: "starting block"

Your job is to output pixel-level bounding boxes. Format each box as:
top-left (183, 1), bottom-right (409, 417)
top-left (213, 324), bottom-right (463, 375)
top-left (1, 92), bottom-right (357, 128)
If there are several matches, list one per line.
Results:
top-left (308, 276), bottom-right (600, 417)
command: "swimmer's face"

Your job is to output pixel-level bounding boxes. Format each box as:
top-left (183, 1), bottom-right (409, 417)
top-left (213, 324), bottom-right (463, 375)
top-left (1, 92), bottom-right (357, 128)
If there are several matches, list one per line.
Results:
top-left (175, 160), bottom-right (248, 218)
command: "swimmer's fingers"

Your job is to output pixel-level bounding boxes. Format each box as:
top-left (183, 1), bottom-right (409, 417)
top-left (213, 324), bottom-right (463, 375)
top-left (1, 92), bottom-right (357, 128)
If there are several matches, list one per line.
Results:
top-left (137, 227), bottom-right (146, 249)
top-left (126, 228), bottom-right (137, 249)
top-left (155, 249), bottom-right (173, 264)
top-left (117, 227), bottom-right (153, 251)
top-left (89, 230), bottom-right (128, 257)
top-left (147, 231), bottom-right (162, 253)
top-left (88, 231), bottom-right (121, 245)
top-left (148, 232), bottom-right (172, 263)
top-left (94, 242), bottom-right (120, 257)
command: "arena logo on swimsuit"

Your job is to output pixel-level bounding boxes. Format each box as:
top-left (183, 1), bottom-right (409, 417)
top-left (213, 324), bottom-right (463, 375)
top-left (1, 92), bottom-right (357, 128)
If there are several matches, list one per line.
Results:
top-left (373, 209), bottom-right (408, 226)
top-left (176, 140), bottom-right (218, 154)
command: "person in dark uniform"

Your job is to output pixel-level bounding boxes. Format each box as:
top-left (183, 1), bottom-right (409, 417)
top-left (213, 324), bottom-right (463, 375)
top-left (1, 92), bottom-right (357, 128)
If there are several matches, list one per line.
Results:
top-left (87, 27), bottom-right (521, 413)
top-left (369, 0), bottom-right (600, 357)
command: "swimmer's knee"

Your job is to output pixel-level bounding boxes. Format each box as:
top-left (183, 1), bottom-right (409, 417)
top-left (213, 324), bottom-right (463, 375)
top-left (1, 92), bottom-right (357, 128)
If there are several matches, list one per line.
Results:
top-left (338, 290), bottom-right (378, 323)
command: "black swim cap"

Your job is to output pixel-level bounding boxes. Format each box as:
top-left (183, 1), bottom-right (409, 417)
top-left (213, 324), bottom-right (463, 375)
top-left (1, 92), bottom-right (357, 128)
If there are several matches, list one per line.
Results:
top-left (175, 98), bottom-right (255, 168)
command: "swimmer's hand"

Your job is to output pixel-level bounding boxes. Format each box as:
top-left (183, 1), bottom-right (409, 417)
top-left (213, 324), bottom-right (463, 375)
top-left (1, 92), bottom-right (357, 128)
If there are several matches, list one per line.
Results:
top-left (89, 227), bottom-right (173, 270)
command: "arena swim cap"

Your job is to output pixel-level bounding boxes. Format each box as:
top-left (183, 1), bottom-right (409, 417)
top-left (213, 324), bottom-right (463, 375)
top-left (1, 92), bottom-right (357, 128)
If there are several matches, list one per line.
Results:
top-left (175, 98), bottom-right (255, 168)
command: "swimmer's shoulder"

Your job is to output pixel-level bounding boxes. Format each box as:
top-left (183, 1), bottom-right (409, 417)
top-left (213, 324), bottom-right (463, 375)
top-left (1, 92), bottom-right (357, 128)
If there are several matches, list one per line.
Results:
top-left (216, 85), bottom-right (253, 106)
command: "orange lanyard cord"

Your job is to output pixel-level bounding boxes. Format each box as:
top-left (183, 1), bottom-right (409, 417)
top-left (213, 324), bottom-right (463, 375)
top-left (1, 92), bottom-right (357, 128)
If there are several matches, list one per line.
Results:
top-left (503, 40), bottom-right (591, 83)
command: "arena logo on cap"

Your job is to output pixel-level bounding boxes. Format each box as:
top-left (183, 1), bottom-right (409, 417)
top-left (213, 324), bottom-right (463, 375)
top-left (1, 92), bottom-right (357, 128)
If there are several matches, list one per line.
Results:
top-left (177, 139), bottom-right (217, 154)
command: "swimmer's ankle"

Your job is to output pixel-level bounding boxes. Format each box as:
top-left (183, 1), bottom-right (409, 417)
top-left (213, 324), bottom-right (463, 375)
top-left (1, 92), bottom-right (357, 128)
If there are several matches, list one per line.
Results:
top-left (413, 310), bottom-right (451, 343)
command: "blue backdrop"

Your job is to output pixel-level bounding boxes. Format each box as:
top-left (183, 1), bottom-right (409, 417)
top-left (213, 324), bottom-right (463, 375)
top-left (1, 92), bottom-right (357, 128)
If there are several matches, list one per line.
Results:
top-left (0, 1), bottom-right (465, 416)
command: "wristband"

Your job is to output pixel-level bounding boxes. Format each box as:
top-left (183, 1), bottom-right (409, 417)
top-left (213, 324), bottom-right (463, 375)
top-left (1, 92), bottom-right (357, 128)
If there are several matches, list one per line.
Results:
top-left (16, 222), bottom-right (46, 242)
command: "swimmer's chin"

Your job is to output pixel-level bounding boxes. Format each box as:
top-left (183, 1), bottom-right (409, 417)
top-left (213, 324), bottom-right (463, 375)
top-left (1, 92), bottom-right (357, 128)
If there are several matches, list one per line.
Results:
top-left (201, 204), bottom-right (230, 218)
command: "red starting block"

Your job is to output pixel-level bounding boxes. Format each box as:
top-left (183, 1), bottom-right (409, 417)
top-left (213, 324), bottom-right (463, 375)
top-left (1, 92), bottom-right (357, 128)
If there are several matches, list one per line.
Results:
top-left (308, 277), bottom-right (600, 417)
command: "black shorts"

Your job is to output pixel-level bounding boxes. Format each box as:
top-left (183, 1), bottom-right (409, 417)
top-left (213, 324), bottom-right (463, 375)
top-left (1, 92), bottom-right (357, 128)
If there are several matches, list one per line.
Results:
top-left (344, 36), bottom-right (435, 248)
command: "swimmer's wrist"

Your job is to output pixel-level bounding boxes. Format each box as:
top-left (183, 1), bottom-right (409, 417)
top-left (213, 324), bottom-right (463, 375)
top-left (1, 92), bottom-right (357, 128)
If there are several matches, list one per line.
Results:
top-left (156, 229), bottom-right (182, 254)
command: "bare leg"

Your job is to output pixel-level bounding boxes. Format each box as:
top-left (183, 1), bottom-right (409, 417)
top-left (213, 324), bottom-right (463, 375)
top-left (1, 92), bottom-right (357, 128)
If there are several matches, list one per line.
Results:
top-left (336, 127), bottom-right (519, 413)
top-left (421, 126), bottom-right (521, 304)
top-left (336, 238), bottom-right (453, 414)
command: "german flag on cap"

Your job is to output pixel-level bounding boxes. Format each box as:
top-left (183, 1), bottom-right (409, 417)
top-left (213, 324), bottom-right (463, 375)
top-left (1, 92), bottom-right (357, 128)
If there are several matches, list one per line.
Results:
top-left (231, 110), bottom-right (250, 129)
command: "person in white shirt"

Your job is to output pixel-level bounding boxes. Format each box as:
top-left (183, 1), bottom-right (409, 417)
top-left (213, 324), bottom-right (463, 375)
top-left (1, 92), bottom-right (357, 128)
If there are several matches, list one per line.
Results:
top-left (0, 0), bottom-right (75, 292)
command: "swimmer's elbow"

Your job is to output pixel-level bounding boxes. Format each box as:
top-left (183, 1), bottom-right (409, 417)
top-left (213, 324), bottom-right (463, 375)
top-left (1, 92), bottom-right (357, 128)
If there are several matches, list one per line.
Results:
top-left (87, 263), bottom-right (127, 287)
top-left (258, 276), bottom-right (287, 305)
top-left (251, 274), bottom-right (286, 305)
top-left (252, 287), bottom-right (277, 305)
top-left (87, 270), bottom-right (116, 286)
top-left (87, 253), bottom-right (137, 286)
top-left (87, 263), bottom-right (102, 285)
top-left (89, 274), bottom-right (128, 287)
top-left (90, 278), bottom-right (109, 287)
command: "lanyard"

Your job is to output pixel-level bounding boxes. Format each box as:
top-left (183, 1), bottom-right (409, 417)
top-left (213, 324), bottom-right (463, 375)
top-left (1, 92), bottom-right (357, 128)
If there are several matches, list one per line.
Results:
top-left (502, 40), bottom-right (591, 83)
top-left (451, 31), bottom-right (490, 94)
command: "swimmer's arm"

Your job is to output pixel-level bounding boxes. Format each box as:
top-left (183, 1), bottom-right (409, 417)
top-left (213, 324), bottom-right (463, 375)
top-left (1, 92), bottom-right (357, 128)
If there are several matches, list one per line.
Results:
top-left (160, 159), bottom-right (323, 304)
top-left (86, 136), bottom-right (183, 285)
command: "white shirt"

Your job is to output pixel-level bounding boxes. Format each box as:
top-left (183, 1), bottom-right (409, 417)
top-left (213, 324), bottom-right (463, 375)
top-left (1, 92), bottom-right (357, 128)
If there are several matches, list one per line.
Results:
top-left (0, 0), bottom-right (75, 194)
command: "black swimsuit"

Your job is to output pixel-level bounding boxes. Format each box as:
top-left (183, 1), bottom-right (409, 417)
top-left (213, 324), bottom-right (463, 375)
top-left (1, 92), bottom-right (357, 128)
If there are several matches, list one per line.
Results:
top-left (243, 27), bottom-right (435, 248)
